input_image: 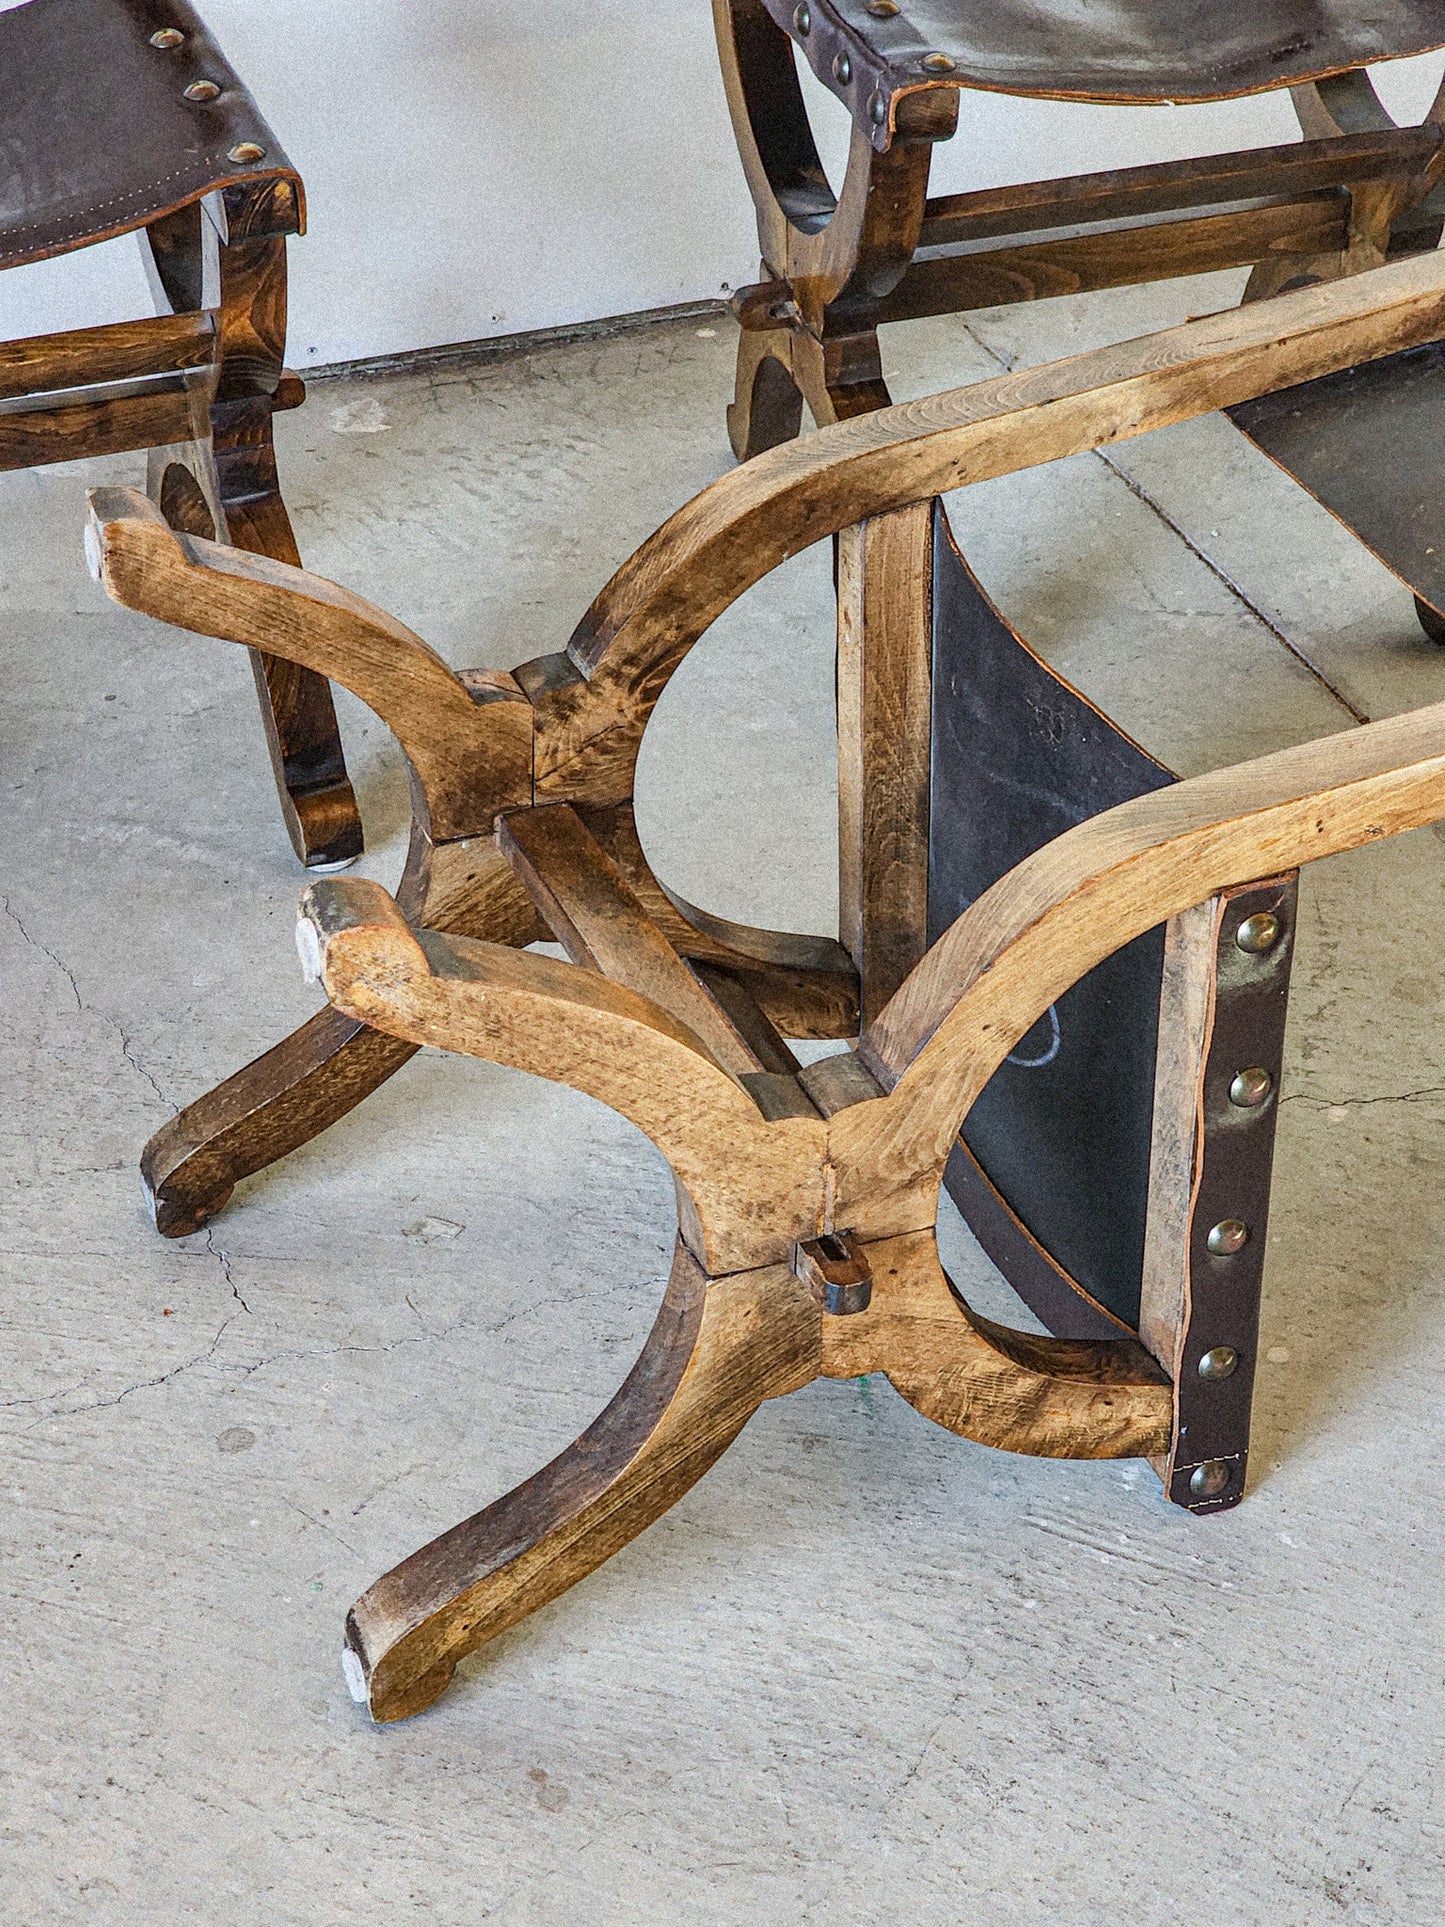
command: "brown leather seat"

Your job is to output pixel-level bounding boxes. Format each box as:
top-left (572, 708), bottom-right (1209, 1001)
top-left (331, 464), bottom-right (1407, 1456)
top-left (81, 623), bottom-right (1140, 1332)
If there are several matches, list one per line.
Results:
top-left (770, 0), bottom-right (1445, 143)
top-left (0, 0), bottom-right (299, 269)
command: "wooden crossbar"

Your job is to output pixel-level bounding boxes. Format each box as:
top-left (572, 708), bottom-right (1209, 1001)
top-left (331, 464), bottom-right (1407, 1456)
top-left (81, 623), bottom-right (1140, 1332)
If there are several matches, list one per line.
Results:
top-left (498, 804), bottom-right (812, 1115)
top-left (0, 311), bottom-right (215, 404)
top-left (916, 128), bottom-right (1442, 250)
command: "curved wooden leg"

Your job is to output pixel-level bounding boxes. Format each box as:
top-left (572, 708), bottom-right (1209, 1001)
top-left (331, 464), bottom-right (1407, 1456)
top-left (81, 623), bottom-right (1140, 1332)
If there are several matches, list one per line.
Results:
top-left (821, 1233), bottom-right (1173, 1459)
top-left (141, 1006), bottom-right (418, 1236)
top-left (215, 412), bottom-right (366, 872)
top-left (727, 325), bottom-right (804, 460)
top-left (797, 325), bottom-right (893, 428)
top-left (148, 444), bottom-right (363, 871)
top-left (345, 1242), bottom-right (820, 1721)
top-left (140, 835), bottom-right (546, 1237)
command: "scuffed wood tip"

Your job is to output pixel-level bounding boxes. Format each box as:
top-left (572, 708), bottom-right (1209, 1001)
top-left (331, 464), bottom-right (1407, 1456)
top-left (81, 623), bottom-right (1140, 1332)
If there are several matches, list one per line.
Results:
top-left (83, 484), bottom-right (175, 602)
top-left (297, 877), bottom-right (433, 1000)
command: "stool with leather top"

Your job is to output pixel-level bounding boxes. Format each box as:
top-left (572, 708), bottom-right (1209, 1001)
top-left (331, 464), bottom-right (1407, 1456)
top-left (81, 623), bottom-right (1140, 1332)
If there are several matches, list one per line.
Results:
top-left (1, 0), bottom-right (361, 868)
top-left (87, 255), bottom-right (1445, 1719)
top-left (717, 0), bottom-right (1445, 474)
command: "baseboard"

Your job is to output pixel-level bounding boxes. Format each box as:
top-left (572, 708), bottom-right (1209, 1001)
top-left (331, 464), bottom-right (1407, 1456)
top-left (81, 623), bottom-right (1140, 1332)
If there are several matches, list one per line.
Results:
top-left (302, 297), bottom-right (733, 385)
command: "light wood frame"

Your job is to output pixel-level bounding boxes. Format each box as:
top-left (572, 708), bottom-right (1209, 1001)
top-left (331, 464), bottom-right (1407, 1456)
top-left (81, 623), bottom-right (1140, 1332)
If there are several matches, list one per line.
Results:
top-left (88, 254), bottom-right (1445, 1718)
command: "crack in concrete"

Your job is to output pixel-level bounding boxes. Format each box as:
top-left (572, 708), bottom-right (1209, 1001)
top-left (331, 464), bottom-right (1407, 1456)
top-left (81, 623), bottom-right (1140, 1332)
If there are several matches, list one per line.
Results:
top-left (16, 1244), bottom-right (253, 1422)
top-left (228, 1288), bottom-right (584, 1385)
top-left (1282, 1084), bottom-right (1445, 1110)
top-left (282, 1494), bottom-right (361, 1560)
top-left (1, 893), bottom-right (175, 1112)
top-left (2, 894), bottom-right (82, 1009)
top-left (108, 1016), bottom-right (173, 1115)
top-left (1092, 452), bottom-right (1370, 726)
top-left (955, 322), bottom-right (1370, 727)
top-left (205, 1228), bottom-right (252, 1316)
top-left (41, 1308), bottom-right (247, 1422)
top-left (891, 1684), bottom-right (969, 1799)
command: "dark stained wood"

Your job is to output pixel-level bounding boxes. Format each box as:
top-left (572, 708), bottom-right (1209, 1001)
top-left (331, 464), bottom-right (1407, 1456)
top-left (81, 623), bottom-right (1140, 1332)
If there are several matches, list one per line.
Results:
top-left (0, 386), bottom-right (197, 472)
top-left (142, 1011), bottom-right (419, 1238)
top-left (0, 93), bottom-right (358, 867)
top-left (879, 196), bottom-right (1350, 322)
top-left (915, 128), bottom-right (1444, 250)
top-left (0, 311), bottom-right (215, 402)
top-left (346, 1241), bottom-right (822, 1721)
top-left (715, 0), bottom-right (1445, 464)
top-left (139, 831), bottom-right (547, 1239)
top-left (715, 0), bottom-right (947, 451)
top-left (95, 255), bottom-right (1445, 1720)
top-left (757, 0), bottom-right (1445, 131)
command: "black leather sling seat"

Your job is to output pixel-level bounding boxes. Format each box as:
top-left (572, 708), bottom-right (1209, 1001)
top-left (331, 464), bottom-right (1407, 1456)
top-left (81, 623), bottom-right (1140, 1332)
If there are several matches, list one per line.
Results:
top-left (0, 0), bottom-right (300, 270)
top-left (764, 0), bottom-right (1445, 145)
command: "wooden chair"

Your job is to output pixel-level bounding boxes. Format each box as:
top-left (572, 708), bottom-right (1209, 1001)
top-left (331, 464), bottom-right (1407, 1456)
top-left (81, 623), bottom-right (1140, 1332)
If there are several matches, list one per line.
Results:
top-left (717, 0), bottom-right (1445, 470)
top-left (87, 254), bottom-right (1445, 1719)
top-left (1, 0), bottom-right (361, 868)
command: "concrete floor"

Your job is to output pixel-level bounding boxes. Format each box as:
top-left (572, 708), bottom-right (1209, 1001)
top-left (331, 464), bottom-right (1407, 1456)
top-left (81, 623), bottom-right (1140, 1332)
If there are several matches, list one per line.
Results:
top-left (5, 276), bottom-right (1445, 1923)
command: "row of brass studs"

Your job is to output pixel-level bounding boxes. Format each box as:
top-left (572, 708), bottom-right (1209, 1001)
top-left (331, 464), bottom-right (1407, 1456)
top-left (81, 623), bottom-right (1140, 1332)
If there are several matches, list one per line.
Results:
top-left (791, 3), bottom-right (958, 127)
top-left (149, 24), bottom-right (266, 166)
top-left (1189, 908), bottom-right (1284, 1500)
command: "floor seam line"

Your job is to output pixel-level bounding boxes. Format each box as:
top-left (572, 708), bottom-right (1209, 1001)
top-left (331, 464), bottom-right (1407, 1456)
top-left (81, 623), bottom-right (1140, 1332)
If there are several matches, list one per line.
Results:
top-left (1092, 448), bottom-right (1370, 725)
top-left (954, 318), bottom-right (1370, 726)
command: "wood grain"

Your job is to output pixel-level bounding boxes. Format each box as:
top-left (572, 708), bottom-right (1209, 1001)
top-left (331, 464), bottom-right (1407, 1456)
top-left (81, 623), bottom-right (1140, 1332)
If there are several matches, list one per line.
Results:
top-left (837, 698), bottom-right (1445, 1241)
top-left (1139, 899), bottom-right (1221, 1377)
top-left (836, 502), bottom-right (933, 1024)
top-left (878, 196), bottom-right (1348, 321)
top-left (347, 1240), bottom-right (822, 1722)
top-left (820, 1232), bottom-right (1171, 1458)
top-left (0, 311), bottom-right (215, 402)
top-left (537, 254), bottom-right (1445, 806)
top-left (499, 803), bottom-right (788, 1083)
top-left (88, 486), bottom-right (532, 839)
top-left (915, 127), bottom-right (1443, 249)
top-left (300, 877), bottom-right (828, 1274)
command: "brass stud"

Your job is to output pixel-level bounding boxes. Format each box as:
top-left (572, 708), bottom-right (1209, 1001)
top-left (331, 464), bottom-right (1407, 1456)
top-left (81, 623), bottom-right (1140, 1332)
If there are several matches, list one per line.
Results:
top-left (1189, 1460), bottom-right (1232, 1499)
top-left (793, 2), bottom-right (811, 33)
top-left (867, 0), bottom-right (900, 13)
top-left (1229, 1067), bottom-right (1273, 1108)
top-left (833, 51), bottom-right (852, 83)
top-left (184, 79), bottom-right (220, 102)
top-left (869, 89), bottom-right (888, 125)
top-left (1198, 1345), bottom-right (1240, 1381)
top-left (149, 26), bottom-right (184, 48)
top-left (1236, 911), bottom-right (1281, 954)
top-left (1207, 1218), bottom-right (1249, 1256)
top-left (227, 142), bottom-right (267, 165)
top-left (921, 50), bottom-right (956, 72)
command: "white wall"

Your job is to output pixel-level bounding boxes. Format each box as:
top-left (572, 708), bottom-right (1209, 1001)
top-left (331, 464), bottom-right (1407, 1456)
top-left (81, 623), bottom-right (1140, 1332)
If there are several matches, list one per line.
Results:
top-left (1, 0), bottom-right (1441, 367)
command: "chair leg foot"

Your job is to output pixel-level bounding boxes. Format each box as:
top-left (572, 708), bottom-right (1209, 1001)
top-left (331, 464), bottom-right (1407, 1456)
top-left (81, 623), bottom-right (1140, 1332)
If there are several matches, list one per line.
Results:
top-left (345, 1242), bottom-right (819, 1721)
top-left (140, 1007), bottom-right (419, 1237)
top-left (247, 645), bottom-right (365, 872)
top-left (151, 451), bottom-right (366, 869)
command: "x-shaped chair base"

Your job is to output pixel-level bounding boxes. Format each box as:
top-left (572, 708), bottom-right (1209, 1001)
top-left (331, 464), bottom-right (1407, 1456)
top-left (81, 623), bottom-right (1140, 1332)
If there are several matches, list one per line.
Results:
top-left (89, 254), bottom-right (1445, 1719)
